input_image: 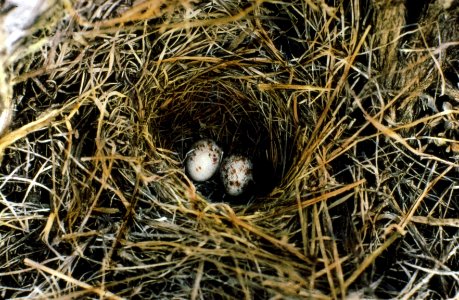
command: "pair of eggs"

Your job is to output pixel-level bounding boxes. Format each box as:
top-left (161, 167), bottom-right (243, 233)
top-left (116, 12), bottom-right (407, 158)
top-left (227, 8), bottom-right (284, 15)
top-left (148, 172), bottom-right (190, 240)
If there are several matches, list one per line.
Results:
top-left (185, 139), bottom-right (253, 196)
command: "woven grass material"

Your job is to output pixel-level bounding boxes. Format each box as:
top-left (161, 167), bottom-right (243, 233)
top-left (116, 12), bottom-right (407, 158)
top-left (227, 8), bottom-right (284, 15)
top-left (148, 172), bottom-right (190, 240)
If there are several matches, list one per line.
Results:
top-left (0, 0), bottom-right (458, 299)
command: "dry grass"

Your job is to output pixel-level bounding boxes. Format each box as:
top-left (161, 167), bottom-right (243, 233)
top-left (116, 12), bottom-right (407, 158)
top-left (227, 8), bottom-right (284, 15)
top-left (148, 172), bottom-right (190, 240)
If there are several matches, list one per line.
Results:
top-left (0, 0), bottom-right (458, 299)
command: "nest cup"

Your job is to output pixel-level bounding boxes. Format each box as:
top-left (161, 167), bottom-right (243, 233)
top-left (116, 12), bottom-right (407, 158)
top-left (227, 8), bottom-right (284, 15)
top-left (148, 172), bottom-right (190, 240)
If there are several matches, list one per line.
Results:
top-left (149, 73), bottom-right (295, 203)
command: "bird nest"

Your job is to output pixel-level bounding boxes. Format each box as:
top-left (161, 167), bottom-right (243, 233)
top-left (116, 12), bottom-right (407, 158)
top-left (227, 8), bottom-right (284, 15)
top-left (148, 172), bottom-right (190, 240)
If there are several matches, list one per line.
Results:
top-left (0, 0), bottom-right (458, 299)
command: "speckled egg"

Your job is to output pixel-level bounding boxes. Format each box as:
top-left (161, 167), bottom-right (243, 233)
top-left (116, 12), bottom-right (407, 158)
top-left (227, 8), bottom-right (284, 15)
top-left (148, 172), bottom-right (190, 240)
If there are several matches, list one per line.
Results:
top-left (185, 139), bottom-right (223, 182)
top-left (220, 155), bottom-right (253, 196)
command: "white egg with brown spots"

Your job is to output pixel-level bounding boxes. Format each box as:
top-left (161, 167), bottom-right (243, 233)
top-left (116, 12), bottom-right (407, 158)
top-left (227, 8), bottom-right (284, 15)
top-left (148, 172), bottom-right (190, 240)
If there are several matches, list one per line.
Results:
top-left (220, 155), bottom-right (253, 196)
top-left (185, 139), bottom-right (223, 182)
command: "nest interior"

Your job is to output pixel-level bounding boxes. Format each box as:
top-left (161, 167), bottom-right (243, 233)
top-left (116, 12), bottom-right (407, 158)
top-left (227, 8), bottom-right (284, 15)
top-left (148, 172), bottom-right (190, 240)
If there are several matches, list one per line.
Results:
top-left (151, 76), bottom-right (293, 202)
top-left (0, 0), bottom-right (458, 299)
